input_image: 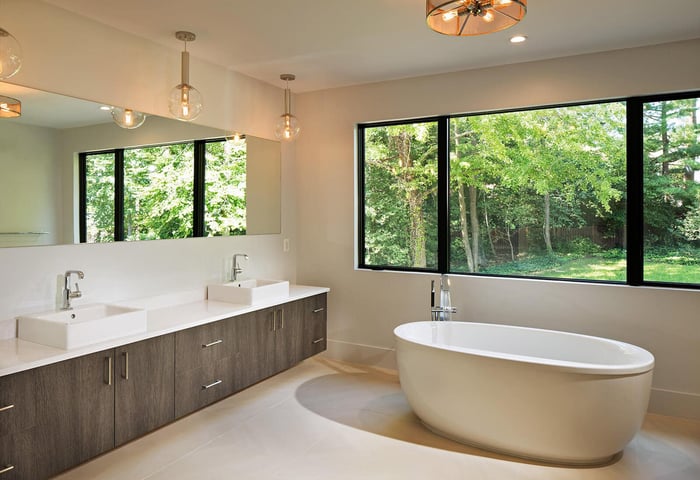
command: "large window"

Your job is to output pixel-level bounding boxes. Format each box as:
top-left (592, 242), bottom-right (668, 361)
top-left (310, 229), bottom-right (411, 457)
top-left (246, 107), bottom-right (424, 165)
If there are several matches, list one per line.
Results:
top-left (80, 138), bottom-right (246, 243)
top-left (359, 92), bottom-right (700, 288)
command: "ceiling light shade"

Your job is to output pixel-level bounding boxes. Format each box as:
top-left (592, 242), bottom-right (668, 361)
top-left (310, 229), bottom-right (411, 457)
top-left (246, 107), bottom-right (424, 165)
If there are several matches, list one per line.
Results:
top-left (0, 95), bottom-right (20, 118)
top-left (426, 0), bottom-right (527, 36)
top-left (168, 31), bottom-right (203, 122)
top-left (274, 74), bottom-right (301, 142)
top-left (111, 107), bottom-right (146, 129)
top-left (0, 27), bottom-right (22, 79)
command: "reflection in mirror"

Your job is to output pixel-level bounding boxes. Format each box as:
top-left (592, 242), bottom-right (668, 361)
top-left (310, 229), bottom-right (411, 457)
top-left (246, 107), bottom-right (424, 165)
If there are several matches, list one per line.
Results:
top-left (0, 82), bottom-right (281, 248)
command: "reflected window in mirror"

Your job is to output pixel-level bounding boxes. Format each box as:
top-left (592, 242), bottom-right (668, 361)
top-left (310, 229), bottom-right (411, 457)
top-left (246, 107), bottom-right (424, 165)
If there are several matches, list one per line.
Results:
top-left (79, 138), bottom-right (247, 243)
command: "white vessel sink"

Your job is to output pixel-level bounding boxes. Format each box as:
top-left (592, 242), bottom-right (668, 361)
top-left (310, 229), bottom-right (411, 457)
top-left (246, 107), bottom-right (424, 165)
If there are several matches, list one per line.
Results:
top-left (208, 279), bottom-right (290, 305)
top-left (18, 304), bottom-right (147, 350)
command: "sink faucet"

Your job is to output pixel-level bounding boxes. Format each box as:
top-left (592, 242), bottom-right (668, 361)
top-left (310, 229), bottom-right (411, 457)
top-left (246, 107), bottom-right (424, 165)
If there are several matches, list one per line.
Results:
top-left (232, 253), bottom-right (248, 281)
top-left (431, 274), bottom-right (457, 321)
top-left (62, 270), bottom-right (84, 310)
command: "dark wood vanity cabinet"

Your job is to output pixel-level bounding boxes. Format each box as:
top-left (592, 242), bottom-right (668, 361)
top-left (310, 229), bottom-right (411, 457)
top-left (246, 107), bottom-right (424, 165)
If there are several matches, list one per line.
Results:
top-left (0, 292), bottom-right (328, 479)
top-left (115, 334), bottom-right (175, 446)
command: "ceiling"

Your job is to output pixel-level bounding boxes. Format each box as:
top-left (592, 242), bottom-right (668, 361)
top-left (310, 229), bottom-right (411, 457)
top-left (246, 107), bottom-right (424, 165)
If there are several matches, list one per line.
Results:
top-left (38, 0), bottom-right (700, 93)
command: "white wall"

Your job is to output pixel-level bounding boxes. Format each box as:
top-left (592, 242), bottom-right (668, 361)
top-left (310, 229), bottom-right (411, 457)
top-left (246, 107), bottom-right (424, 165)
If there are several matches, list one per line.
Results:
top-left (0, 2), bottom-right (296, 338)
top-left (295, 39), bottom-right (700, 419)
top-left (0, 122), bottom-right (61, 246)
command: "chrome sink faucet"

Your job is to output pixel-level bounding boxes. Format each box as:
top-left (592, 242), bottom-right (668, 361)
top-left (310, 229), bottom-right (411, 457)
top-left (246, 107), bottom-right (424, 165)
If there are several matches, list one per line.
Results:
top-left (431, 274), bottom-right (457, 321)
top-left (62, 270), bottom-right (84, 310)
top-left (232, 253), bottom-right (248, 281)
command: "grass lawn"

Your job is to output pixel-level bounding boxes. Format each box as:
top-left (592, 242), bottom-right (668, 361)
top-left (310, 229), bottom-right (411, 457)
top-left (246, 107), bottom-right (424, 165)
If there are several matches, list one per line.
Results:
top-left (481, 251), bottom-right (700, 284)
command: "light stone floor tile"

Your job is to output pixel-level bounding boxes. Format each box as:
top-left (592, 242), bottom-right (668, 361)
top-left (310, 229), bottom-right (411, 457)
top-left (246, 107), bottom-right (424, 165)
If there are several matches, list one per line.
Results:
top-left (54, 357), bottom-right (700, 480)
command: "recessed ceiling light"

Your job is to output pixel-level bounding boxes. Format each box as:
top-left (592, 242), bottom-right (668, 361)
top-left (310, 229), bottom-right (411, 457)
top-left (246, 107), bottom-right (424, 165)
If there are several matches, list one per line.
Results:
top-left (99, 105), bottom-right (112, 111)
top-left (510, 34), bottom-right (528, 44)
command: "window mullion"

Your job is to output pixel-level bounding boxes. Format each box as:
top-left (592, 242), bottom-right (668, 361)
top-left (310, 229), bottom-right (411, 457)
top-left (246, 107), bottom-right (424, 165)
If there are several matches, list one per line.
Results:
top-left (114, 149), bottom-right (125, 241)
top-left (627, 99), bottom-right (644, 286)
top-left (193, 140), bottom-right (206, 237)
top-left (438, 117), bottom-right (449, 273)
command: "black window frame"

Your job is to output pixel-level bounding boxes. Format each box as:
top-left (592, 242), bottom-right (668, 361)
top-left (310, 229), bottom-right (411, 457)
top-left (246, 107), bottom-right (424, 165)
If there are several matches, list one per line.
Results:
top-left (357, 90), bottom-right (700, 289)
top-left (79, 137), bottom-right (228, 243)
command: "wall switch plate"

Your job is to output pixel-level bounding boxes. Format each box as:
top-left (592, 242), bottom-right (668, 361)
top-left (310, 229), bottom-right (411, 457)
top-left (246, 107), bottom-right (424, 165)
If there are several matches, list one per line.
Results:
top-left (283, 238), bottom-right (290, 252)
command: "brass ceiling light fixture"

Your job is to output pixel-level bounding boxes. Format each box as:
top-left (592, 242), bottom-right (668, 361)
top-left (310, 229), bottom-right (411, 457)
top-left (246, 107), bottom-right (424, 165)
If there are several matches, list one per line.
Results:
top-left (274, 74), bottom-right (301, 142)
top-left (168, 31), bottom-right (203, 121)
top-left (0, 94), bottom-right (20, 118)
top-left (426, 0), bottom-right (527, 36)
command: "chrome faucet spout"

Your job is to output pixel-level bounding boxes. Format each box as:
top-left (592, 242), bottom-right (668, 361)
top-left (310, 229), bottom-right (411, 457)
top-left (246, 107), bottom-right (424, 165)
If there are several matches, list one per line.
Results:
top-left (62, 270), bottom-right (85, 310)
top-left (430, 275), bottom-right (457, 321)
top-left (232, 253), bottom-right (249, 281)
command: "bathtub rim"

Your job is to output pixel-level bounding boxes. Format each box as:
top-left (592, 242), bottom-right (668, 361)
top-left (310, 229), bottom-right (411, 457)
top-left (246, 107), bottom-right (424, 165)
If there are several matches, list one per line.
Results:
top-left (394, 321), bottom-right (655, 376)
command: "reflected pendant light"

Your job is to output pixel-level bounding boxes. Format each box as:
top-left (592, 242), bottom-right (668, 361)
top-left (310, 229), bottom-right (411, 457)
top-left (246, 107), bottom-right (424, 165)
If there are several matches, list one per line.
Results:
top-left (426, 0), bottom-right (527, 36)
top-left (0, 94), bottom-right (20, 118)
top-left (168, 31), bottom-right (203, 121)
top-left (274, 74), bottom-right (301, 142)
top-left (111, 107), bottom-right (146, 129)
top-left (0, 27), bottom-right (22, 79)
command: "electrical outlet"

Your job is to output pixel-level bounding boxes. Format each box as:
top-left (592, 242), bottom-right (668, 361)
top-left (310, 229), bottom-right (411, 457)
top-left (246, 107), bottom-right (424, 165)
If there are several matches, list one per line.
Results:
top-left (283, 238), bottom-right (290, 252)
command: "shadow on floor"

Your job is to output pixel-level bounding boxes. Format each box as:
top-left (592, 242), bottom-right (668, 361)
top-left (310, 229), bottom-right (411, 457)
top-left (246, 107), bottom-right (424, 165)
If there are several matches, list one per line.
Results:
top-left (295, 358), bottom-right (620, 469)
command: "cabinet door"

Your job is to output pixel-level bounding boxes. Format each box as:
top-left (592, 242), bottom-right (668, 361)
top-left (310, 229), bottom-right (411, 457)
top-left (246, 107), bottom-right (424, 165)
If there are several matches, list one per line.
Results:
top-left (115, 334), bottom-right (175, 446)
top-left (33, 350), bottom-right (115, 478)
top-left (303, 293), bottom-right (328, 359)
top-left (236, 308), bottom-right (276, 389)
top-left (0, 369), bottom-right (36, 438)
top-left (0, 430), bottom-right (40, 480)
top-left (274, 301), bottom-right (304, 373)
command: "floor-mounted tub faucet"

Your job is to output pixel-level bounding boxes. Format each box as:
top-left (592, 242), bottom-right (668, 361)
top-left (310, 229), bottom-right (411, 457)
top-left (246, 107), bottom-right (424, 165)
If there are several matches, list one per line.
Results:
top-left (431, 274), bottom-right (457, 321)
top-left (232, 253), bottom-right (248, 281)
top-left (62, 270), bottom-right (84, 310)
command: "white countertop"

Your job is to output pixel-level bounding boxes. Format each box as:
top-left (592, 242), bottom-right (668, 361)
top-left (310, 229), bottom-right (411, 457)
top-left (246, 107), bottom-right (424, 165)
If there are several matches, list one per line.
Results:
top-left (0, 284), bottom-right (329, 377)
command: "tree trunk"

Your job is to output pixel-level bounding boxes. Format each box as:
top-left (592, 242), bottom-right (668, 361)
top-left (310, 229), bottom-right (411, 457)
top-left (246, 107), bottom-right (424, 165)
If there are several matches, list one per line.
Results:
top-left (469, 186), bottom-right (480, 271)
top-left (505, 223), bottom-right (515, 261)
top-left (484, 201), bottom-right (497, 258)
top-left (458, 182), bottom-right (475, 272)
top-left (543, 193), bottom-right (553, 254)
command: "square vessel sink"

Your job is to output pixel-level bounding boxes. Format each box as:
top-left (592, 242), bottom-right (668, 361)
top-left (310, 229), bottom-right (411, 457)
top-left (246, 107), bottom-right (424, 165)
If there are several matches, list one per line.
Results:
top-left (208, 279), bottom-right (290, 305)
top-left (18, 304), bottom-right (147, 350)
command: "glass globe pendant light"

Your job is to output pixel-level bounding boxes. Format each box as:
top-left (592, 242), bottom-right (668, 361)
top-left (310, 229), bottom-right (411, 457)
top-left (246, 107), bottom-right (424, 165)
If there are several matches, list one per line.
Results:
top-left (111, 107), bottom-right (146, 129)
top-left (0, 26), bottom-right (22, 79)
top-left (274, 74), bottom-right (301, 142)
top-left (168, 31), bottom-right (203, 121)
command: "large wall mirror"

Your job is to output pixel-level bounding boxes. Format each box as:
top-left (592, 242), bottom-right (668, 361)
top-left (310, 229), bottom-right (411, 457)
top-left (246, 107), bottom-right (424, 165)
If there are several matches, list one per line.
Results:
top-left (0, 82), bottom-right (281, 248)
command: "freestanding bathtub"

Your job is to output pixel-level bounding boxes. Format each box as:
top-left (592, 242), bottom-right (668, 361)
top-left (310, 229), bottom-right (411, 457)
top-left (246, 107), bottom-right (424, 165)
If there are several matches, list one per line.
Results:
top-left (394, 321), bottom-right (654, 465)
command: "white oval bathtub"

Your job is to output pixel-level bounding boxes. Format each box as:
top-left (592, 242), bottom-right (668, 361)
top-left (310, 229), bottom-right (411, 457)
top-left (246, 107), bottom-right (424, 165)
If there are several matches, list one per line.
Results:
top-left (394, 321), bottom-right (654, 466)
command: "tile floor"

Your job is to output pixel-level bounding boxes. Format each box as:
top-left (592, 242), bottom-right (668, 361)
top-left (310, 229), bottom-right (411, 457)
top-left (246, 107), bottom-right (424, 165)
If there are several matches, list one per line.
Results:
top-left (55, 357), bottom-right (700, 480)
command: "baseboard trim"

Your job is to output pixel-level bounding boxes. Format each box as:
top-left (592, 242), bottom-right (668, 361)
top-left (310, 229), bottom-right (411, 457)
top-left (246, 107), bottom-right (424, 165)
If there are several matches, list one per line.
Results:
top-left (324, 339), bottom-right (397, 372)
top-left (324, 339), bottom-right (700, 420)
top-left (648, 388), bottom-right (700, 420)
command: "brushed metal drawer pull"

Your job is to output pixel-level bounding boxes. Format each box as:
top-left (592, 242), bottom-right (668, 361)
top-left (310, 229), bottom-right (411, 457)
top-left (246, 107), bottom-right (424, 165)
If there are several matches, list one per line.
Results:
top-left (122, 352), bottom-right (129, 380)
top-left (202, 379), bottom-right (223, 390)
top-left (0, 465), bottom-right (15, 475)
top-left (0, 404), bottom-right (15, 413)
top-left (105, 356), bottom-right (113, 385)
top-left (312, 307), bottom-right (325, 313)
top-left (202, 339), bottom-right (223, 348)
top-left (312, 337), bottom-right (325, 344)
top-left (279, 309), bottom-right (285, 329)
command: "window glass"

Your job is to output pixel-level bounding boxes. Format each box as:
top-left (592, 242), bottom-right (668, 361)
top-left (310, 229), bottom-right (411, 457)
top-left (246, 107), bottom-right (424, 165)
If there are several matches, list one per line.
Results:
top-left (123, 144), bottom-right (194, 241)
top-left (449, 103), bottom-right (627, 280)
top-left (643, 97), bottom-right (700, 283)
top-left (204, 139), bottom-right (247, 236)
top-left (84, 152), bottom-right (115, 243)
top-left (362, 122), bottom-right (439, 269)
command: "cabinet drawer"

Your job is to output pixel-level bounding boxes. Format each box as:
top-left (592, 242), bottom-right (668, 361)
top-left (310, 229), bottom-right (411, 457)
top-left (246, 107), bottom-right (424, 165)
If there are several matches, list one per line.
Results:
top-left (0, 429), bottom-right (42, 480)
top-left (175, 357), bottom-right (235, 418)
top-left (0, 370), bottom-right (36, 437)
top-left (175, 320), bottom-right (232, 371)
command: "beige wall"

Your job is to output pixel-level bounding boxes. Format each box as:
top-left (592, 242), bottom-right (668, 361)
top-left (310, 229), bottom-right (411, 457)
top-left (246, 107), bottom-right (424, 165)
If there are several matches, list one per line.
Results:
top-left (295, 39), bottom-right (700, 419)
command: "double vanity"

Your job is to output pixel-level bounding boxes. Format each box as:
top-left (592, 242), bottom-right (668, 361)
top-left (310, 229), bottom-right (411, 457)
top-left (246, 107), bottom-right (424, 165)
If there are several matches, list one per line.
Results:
top-left (0, 279), bottom-right (328, 479)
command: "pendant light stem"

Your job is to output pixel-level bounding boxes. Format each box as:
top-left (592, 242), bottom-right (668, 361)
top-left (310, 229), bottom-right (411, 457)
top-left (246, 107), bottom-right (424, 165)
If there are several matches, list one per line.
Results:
top-left (181, 50), bottom-right (190, 85)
